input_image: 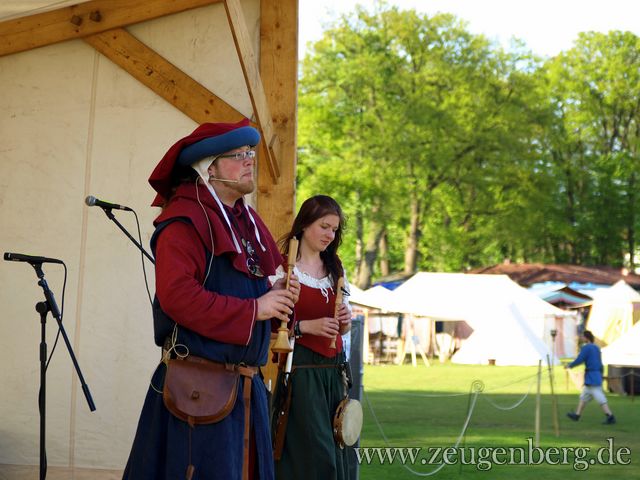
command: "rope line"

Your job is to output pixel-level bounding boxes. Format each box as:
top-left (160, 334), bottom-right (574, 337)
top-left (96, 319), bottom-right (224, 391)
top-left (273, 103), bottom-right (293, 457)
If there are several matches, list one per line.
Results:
top-left (606, 371), bottom-right (640, 379)
top-left (364, 371), bottom-right (543, 399)
top-left (363, 389), bottom-right (469, 398)
top-left (481, 376), bottom-right (538, 410)
top-left (361, 371), bottom-right (553, 476)
top-left (363, 380), bottom-right (483, 477)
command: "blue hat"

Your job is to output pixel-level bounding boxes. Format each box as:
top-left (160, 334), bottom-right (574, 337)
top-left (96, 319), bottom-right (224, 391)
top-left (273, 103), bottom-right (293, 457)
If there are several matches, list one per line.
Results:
top-left (150, 119), bottom-right (260, 206)
top-left (177, 124), bottom-right (260, 166)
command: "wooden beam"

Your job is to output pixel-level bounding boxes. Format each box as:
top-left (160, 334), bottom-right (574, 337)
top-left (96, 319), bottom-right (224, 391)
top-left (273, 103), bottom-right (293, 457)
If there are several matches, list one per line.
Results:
top-left (257, 0), bottom-right (298, 237)
top-left (258, 0), bottom-right (298, 393)
top-left (84, 28), bottom-right (244, 124)
top-left (0, 0), bottom-right (222, 57)
top-left (224, 0), bottom-right (281, 183)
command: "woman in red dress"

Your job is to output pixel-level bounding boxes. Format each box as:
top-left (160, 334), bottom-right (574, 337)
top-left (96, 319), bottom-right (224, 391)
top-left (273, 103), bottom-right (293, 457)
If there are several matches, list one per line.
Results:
top-left (273, 195), bottom-right (352, 480)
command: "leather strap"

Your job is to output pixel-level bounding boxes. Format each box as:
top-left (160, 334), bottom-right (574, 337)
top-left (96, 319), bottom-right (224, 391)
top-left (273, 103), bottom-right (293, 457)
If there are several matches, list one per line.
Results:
top-left (240, 368), bottom-right (256, 480)
top-left (175, 359), bottom-right (256, 480)
top-left (292, 364), bottom-right (339, 370)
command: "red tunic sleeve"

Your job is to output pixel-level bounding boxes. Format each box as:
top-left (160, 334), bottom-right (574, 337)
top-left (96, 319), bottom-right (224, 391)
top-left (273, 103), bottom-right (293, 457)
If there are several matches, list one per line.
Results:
top-left (155, 220), bottom-right (257, 345)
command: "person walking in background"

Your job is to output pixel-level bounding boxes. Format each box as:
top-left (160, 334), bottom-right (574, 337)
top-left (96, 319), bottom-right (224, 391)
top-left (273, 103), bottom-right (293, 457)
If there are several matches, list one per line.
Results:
top-left (123, 119), bottom-right (299, 480)
top-left (566, 330), bottom-right (616, 425)
top-left (273, 195), bottom-right (353, 480)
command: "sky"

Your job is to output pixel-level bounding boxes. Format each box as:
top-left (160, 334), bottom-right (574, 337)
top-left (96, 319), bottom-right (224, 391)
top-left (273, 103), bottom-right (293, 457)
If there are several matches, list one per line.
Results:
top-left (298, 0), bottom-right (640, 58)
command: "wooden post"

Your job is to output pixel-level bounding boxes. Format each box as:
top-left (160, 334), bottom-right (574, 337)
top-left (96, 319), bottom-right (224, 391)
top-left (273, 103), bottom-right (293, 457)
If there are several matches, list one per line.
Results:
top-left (363, 309), bottom-right (370, 364)
top-left (535, 360), bottom-right (541, 447)
top-left (547, 355), bottom-right (560, 437)
top-left (409, 321), bottom-right (417, 368)
top-left (257, 0), bottom-right (298, 239)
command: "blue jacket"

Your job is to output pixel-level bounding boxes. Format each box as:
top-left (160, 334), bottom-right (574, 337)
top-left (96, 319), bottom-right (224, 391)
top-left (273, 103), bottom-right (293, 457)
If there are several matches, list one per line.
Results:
top-left (568, 342), bottom-right (603, 386)
top-left (123, 218), bottom-right (275, 480)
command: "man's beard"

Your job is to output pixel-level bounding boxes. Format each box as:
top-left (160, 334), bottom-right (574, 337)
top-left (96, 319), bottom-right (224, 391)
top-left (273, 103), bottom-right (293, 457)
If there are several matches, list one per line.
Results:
top-left (230, 179), bottom-right (255, 196)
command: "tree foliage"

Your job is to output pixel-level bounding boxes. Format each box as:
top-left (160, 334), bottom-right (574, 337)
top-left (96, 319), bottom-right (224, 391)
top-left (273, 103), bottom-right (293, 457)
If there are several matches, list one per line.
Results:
top-left (297, 3), bottom-right (640, 287)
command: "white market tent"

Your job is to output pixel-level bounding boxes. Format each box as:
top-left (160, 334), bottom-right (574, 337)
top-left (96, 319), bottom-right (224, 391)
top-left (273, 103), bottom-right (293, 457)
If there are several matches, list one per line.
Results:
top-left (388, 273), bottom-right (568, 366)
top-left (0, 1), bottom-right (298, 477)
top-left (602, 320), bottom-right (640, 367)
top-left (350, 285), bottom-right (402, 362)
top-left (350, 284), bottom-right (395, 311)
top-left (585, 280), bottom-right (640, 345)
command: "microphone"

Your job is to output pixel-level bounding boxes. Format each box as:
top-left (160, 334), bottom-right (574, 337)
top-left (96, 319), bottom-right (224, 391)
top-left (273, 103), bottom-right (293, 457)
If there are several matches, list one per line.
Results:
top-left (209, 177), bottom-right (239, 184)
top-left (85, 195), bottom-right (132, 211)
top-left (4, 252), bottom-right (64, 265)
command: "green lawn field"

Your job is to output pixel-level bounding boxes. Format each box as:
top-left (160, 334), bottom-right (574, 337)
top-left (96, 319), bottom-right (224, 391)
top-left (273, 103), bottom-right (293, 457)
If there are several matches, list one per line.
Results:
top-left (356, 363), bottom-right (639, 479)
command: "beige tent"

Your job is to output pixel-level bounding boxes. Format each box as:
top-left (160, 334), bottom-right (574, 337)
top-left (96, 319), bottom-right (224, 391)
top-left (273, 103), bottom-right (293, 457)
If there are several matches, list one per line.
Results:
top-left (586, 280), bottom-right (640, 345)
top-left (387, 273), bottom-right (569, 366)
top-left (601, 320), bottom-right (640, 367)
top-left (0, 1), bottom-right (297, 477)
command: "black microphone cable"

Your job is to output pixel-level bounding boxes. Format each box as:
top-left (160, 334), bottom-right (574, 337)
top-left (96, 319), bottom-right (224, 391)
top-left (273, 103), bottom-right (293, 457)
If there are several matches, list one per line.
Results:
top-left (131, 208), bottom-right (154, 308)
top-left (44, 262), bottom-right (67, 371)
top-left (86, 196), bottom-right (154, 308)
top-left (40, 261), bottom-right (67, 477)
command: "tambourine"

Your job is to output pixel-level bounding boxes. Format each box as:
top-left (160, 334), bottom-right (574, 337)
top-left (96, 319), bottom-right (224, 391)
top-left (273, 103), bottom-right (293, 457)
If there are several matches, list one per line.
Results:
top-left (333, 396), bottom-right (363, 448)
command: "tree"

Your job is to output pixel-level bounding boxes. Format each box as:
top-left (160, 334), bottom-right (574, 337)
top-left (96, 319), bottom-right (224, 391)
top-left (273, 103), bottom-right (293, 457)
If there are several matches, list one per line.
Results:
top-left (298, 4), bottom-right (640, 283)
top-left (544, 31), bottom-right (640, 266)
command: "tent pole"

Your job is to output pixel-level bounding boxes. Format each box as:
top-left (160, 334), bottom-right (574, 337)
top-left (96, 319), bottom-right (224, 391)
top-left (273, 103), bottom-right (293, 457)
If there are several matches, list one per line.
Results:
top-left (546, 354), bottom-right (560, 437)
top-left (535, 360), bottom-right (541, 447)
top-left (362, 309), bottom-right (370, 365)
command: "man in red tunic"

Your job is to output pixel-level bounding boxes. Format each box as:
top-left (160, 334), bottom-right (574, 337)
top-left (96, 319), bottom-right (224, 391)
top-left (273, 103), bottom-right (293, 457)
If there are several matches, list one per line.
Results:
top-left (123, 119), bottom-right (298, 480)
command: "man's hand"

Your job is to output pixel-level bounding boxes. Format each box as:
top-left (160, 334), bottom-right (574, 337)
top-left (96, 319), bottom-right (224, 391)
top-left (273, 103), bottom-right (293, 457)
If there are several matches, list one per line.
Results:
top-left (256, 289), bottom-right (295, 323)
top-left (271, 273), bottom-right (300, 304)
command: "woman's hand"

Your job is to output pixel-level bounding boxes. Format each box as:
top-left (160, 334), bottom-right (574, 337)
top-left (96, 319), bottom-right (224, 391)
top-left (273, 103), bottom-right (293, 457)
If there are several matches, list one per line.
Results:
top-left (299, 317), bottom-right (340, 338)
top-left (336, 303), bottom-right (352, 334)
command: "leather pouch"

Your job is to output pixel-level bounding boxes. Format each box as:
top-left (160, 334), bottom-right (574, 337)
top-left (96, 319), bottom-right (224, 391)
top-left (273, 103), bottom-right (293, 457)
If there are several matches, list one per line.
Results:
top-left (163, 355), bottom-right (240, 426)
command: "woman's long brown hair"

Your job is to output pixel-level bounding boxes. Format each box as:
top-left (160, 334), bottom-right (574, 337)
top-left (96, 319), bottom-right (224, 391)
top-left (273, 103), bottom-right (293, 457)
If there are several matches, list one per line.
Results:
top-left (280, 195), bottom-right (346, 285)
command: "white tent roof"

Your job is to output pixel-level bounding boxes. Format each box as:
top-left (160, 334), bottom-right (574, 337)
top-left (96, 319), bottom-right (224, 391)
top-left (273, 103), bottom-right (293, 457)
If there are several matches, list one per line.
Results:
top-left (601, 320), bottom-right (640, 366)
top-left (389, 272), bottom-right (564, 322)
top-left (349, 284), bottom-right (396, 311)
top-left (451, 304), bottom-right (558, 366)
top-left (388, 273), bottom-right (564, 366)
top-left (586, 280), bottom-right (640, 345)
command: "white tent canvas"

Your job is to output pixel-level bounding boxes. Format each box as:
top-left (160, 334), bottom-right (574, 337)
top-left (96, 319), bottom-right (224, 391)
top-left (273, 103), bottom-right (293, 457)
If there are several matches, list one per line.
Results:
top-left (602, 321), bottom-right (640, 367)
top-left (388, 273), bottom-right (566, 366)
top-left (586, 280), bottom-right (640, 345)
top-left (0, 1), bottom-right (276, 477)
top-left (350, 284), bottom-right (395, 311)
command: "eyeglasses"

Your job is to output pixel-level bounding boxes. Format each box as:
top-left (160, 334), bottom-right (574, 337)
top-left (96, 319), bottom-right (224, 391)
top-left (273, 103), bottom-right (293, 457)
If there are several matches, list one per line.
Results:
top-left (217, 150), bottom-right (256, 161)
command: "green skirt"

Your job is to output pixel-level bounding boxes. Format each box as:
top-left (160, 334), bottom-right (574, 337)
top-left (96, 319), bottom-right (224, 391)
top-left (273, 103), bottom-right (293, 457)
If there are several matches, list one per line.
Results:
top-left (273, 344), bottom-right (350, 480)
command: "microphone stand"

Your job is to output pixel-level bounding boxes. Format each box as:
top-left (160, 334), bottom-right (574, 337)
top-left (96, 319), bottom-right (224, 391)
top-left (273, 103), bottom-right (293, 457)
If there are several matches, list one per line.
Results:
top-left (99, 207), bottom-right (155, 264)
top-left (31, 262), bottom-right (96, 480)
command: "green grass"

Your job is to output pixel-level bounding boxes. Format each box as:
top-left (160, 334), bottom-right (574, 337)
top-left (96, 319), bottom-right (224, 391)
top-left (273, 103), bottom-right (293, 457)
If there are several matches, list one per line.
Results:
top-left (357, 363), bottom-right (640, 479)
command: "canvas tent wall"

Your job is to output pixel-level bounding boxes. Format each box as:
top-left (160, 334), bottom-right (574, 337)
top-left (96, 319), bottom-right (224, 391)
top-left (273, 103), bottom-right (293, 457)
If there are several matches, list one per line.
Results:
top-left (601, 321), bottom-right (640, 396)
top-left (585, 280), bottom-right (640, 345)
top-left (601, 320), bottom-right (640, 367)
top-left (388, 273), bottom-right (568, 366)
top-left (0, 1), bottom-right (297, 477)
top-left (351, 285), bottom-right (399, 337)
top-left (350, 285), bottom-right (402, 363)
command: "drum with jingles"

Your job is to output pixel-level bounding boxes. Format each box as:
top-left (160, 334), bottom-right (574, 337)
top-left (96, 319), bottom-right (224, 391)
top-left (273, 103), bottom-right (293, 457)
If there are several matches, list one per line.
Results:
top-left (333, 396), bottom-right (363, 448)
